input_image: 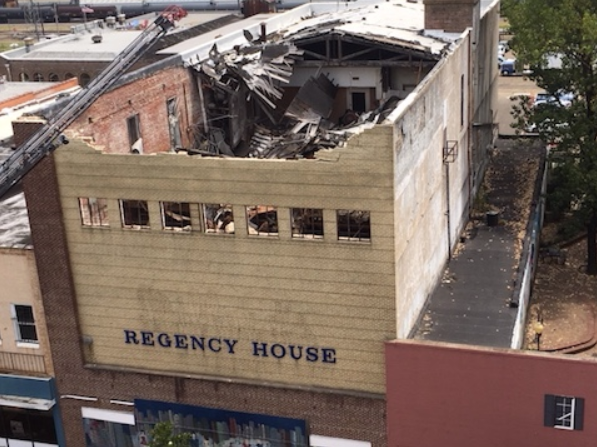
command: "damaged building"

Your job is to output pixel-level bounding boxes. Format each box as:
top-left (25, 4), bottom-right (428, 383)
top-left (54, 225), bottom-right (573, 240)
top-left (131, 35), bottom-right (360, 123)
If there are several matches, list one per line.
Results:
top-left (15, 0), bottom-right (499, 445)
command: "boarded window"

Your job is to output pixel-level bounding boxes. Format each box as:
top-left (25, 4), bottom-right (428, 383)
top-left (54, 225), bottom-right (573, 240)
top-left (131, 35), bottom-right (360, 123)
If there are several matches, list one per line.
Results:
top-left (203, 204), bottom-right (234, 234)
top-left (246, 205), bottom-right (278, 236)
top-left (291, 208), bottom-right (324, 239)
top-left (161, 202), bottom-right (191, 231)
top-left (120, 200), bottom-right (150, 229)
top-left (79, 197), bottom-right (109, 227)
top-left (337, 210), bottom-right (370, 241)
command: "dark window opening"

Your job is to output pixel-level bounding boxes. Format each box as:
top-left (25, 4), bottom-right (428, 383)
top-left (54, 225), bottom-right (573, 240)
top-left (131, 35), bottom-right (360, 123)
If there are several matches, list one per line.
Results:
top-left (13, 304), bottom-right (38, 343)
top-left (291, 208), bottom-right (324, 239)
top-left (0, 407), bottom-right (57, 444)
top-left (337, 210), bottom-right (370, 241)
top-left (120, 200), bottom-right (150, 229)
top-left (460, 74), bottom-right (465, 127)
top-left (246, 205), bottom-right (278, 236)
top-left (127, 114), bottom-right (141, 151)
top-left (352, 92), bottom-right (367, 113)
top-left (161, 202), bottom-right (191, 231)
top-left (79, 72), bottom-right (91, 87)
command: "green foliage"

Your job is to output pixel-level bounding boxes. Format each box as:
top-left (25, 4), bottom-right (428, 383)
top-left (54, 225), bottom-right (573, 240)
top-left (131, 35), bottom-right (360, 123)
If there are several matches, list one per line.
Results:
top-left (503, 0), bottom-right (597, 271)
top-left (148, 421), bottom-right (192, 447)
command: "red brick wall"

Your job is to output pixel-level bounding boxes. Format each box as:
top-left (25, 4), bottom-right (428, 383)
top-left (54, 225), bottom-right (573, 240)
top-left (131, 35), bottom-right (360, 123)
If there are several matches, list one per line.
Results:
top-left (423, 0), bottom-right (477, 32)
top-left (386, 340), bottom-right (597, 447)
top-left (69, 65), bottom-right (199, 155)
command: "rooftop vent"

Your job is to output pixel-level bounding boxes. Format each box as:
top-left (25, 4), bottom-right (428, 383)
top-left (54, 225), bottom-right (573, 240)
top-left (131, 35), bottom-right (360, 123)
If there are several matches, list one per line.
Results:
top-left (92, 34), bottom-right (102, 44)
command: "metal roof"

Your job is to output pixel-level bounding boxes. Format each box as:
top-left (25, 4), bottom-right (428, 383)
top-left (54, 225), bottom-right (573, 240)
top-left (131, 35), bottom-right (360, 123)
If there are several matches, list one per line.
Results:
top-left (1, 12), bottom-right (232, 62)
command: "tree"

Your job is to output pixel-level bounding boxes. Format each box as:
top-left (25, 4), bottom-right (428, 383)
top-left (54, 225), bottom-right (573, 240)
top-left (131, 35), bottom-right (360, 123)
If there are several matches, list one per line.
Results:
top-left (503, 0), bottom-right (597, 274)
top-left (148, 421), bottom-right (192, 447)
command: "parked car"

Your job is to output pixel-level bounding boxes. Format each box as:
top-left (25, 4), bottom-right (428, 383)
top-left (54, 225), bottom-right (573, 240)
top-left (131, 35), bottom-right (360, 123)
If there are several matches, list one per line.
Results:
top-left (500, 59), bottom-right (516, 75)
top-left (533, 91), bottom-right (573, 108)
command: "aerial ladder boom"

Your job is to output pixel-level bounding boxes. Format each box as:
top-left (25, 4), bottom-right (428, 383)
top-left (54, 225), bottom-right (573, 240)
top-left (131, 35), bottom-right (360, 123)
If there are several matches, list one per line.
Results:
top-left (0, 6), bottom-right (187, 199)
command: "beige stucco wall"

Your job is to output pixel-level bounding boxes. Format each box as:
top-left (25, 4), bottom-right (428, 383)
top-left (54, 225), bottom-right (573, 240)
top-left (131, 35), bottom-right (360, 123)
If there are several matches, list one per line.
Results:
top-left (0, 248), bottom-right (52, 374)
top-left (391, 34), bottom-right (474, 338)
top-left (55, 126), bottom-right (396, 394)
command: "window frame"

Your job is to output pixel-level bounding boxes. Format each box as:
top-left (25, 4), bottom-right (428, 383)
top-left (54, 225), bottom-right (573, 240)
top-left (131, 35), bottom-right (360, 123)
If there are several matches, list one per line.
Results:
top-left (11, 304), bottom-right (39, 346)
top-left (545, 394), bottom-right (584, 431)
top-left (79, 197), bottom-right (109, 227)
top-left (160, 201), bottom-right (192, 231)
top-left (126, 114), bottom-right (141, 149)
top-left (291, 207), bottom-right (324, 240)
top-left (119, 199), bottom-right (150, 229)
top-left (246, 205), bottom-right (278, 237)
top-left (203, 203), bottom-right (235, 234)
top-left (336, 209), bottom-right (371, 242)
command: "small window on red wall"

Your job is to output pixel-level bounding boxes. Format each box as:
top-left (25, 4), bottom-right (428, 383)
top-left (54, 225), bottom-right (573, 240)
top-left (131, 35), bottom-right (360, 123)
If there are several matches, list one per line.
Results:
top-left (544, 394), bottom-right (584, 430)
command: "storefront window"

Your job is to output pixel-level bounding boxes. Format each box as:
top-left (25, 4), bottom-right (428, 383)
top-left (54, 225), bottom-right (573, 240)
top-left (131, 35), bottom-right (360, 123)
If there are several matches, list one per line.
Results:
top-left (83, 418), bottom-right (136, 447)
top-left (0, 407), bottom-right (57, 445)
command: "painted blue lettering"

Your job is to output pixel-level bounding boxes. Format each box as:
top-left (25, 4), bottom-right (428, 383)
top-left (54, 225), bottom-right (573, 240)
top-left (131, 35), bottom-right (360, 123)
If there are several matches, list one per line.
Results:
top-left (223, 338), bottom-right (238, 354)
top-left (124, 330), bottom-right (139, 345)
top-left (270, 343), bottom-right (286, 359)
top-left (321, 348), bottom-right (336, 363)
top-left (190, 336), bottom-right (205, 351)
top-left (174, 334), bottom-right (188, 349)
top-left (288, 345), bottom-right (303, 360)
top-left (252, 342), bottom-right (268, 357)
top-left (305, 346), bottom-right (319, 362)
top-left (157, 333), bottom-right (171, 347)
top-left (208, 338), bottom-right (221, 353)
top-left (141, 331), bottom-right (154, 346)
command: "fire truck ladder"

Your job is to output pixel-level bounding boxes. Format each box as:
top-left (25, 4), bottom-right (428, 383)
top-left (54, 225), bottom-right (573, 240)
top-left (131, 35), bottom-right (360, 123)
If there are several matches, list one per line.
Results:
top-left (0, 6), bottom-right (187, 199)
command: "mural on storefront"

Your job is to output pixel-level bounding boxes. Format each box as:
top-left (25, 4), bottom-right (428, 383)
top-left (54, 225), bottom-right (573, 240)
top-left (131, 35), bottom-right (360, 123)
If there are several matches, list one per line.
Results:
top-left (134, 399), bottom-right (308, 447)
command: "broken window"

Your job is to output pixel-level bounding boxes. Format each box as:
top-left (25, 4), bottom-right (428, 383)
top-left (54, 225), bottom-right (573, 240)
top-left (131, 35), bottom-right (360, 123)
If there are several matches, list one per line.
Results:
top-left (161, 202), bottom-right (191, 231)
top-left (79, 197), bottom-right (109, 227)
top-left (119, 200), bottom-right (150, 229)
top-left (291, 208), bottom-right (324, 239)
top-left (246, 205), bottom-right (278, 236)
top-left (203, 204), bottom-right (235, 234)
top-left (337, 210), bottom-right (370, 241)
top-left (127, 114), bottom-right (142, 153)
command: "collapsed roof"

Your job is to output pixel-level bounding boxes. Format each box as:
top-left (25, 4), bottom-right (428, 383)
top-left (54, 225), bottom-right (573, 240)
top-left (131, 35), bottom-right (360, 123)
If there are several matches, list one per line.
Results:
top-left (183, 0), bottom-right (457, 159)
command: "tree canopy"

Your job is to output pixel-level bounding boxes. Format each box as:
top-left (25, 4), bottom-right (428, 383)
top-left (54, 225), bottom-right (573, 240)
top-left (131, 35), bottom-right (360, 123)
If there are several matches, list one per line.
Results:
top-left (147, 421), bottom-right (192, 447)
top-left (503, 0), bottom-right (597, 273)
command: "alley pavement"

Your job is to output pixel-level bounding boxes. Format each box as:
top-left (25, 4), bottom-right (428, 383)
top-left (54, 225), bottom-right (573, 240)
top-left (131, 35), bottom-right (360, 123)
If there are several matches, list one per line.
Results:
top-left (413, 138), bottom-right (543, 347)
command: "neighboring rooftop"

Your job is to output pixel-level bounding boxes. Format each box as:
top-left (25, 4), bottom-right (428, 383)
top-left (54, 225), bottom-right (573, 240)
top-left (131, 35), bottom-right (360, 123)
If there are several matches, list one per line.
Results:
top-left (0, 80), bottom-right (80, 248)
top-left (0, 12), bottom-right (235, 63)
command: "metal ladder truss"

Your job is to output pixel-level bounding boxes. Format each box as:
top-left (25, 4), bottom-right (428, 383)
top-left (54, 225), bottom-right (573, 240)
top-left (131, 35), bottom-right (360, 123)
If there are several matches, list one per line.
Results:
top-left (0, 8), bottom-right (185, 198)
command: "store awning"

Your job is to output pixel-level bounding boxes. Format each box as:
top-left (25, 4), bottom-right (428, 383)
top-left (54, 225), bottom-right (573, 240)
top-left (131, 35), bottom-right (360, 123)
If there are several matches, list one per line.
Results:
top-left (0, 394), bottom-right (55, 410)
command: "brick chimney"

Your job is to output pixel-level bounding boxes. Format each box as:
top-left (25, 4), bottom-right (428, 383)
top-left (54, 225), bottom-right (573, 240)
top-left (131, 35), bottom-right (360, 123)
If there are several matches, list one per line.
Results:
top-left (423, 0), bottom-right (479, 32)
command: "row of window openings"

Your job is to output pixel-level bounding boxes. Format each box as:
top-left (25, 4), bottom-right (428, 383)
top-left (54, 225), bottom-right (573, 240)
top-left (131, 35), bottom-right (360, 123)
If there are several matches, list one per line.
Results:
top-left (20, 72), bottom-right (91, 86)
top-left (7, 304), bottom-right (38, 345)
top-left (79, 198), bottom-right (371, 241)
